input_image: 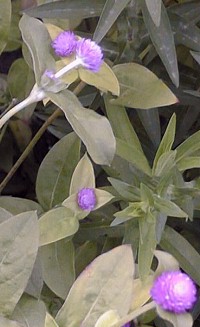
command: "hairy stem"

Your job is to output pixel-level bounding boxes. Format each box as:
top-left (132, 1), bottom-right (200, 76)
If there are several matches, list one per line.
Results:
top-left (0, 81), bottom-right (86, 194)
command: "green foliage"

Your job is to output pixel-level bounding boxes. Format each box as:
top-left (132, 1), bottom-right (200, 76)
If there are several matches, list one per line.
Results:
top-left (1, 1), bottom-right (200, 326)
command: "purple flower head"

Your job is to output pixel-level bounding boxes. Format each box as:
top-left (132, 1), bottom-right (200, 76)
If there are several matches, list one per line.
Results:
top-left (51, 31), bottom-right (77, 57)
top-left (150, 271), bottom-right (197, 313)
top-left (77, 188), bottom-right (97, 211)
top-left (122, 323), bottom-right (131, 327)
top-left (76, 38), bottom-right (103, 72)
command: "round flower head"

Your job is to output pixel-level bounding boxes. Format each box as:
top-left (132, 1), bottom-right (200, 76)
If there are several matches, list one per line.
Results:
top-left (76, 38), bottom-right (103, 72)
top-left (122, 323), bottom-right (131, 327)
top-left (150, 271), bottom-right (197, 313)
top-left (77, 188), bottom-right (97, 211)
top-left (51, 31), bottom-right (77, 57)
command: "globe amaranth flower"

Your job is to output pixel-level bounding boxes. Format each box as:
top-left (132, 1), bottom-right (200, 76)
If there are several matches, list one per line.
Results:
top-left (150, 270), bottom-right (197, 313)
top-left (51, 31), bottom-right (77, 57)
top-left (77, 188), bottom-right (97, 211)
top-left (122, 323), bottom-right (131, 327)
top-left (76, 38), bottom-right (103, 72)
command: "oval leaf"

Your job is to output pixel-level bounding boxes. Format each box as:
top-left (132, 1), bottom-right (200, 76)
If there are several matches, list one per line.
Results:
top-left (39, 207), bottom-right (79, 246)
top-left (0, 211), bottom-right (39, 316)
top-left (79, 62), bottom-right (120, 96)
top-left (0, 0), bottom-right (11, 54)
top-left (56, 245), bottom-right (134, 327)
top-left (95, 310), bottom-right (120, 327)
top-left (40, 240), bottom-right (75, 299)
top-left (47, 89), bottom-right (116, 165)
top-left (69, 153), bottom-right (95, 195)
top-left (112, 63), bottom-right (178, 109)
top-left (36, 132), bottom-right (80, 211)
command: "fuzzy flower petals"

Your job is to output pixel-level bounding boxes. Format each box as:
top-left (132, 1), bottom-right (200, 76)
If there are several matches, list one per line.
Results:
top-left (76, 38), bottom-right (103, 72)
top-left (150, 271), bottom-right (197, 313)
top-left (77, 188), bottom-right (97, 211)
top-left (51, 31), bottom-right (77, 57)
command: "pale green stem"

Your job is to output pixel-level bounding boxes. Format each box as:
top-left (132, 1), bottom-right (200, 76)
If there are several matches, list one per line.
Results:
top-left (111, 301), bottom-right (156, 327)
top-left (54, 57), bottom-right (81, 78)
top-left (0, 58), bottom-right (82, 129)
top-left (0, 85), bottom-right (45, 129)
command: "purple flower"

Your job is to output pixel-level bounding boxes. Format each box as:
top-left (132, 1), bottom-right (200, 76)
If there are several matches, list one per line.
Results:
top-left (150, 271), bottom-right (197, 313)
top-left (122, 323), bottom-right (131, 327)
top-left (76, 38), bottom-right (103, 72)
top-left (51, 31), bottom-right (77, 57)
top-left (77, 188), bottom-right (97, 211)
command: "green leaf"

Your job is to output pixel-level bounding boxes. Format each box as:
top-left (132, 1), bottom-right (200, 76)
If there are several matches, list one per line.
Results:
top-left (160, 226), bottom-right (200, 285)
top-left (0, 196), bottom-right (42, 215)
top-left (104, 94), bottom-right (143, 152)
top-left (108, 177), bottom-right (140, 201)
top-left (138, 214), bottom-right (157, 280)
top-left (153, 150), bottom-right (176, 177)
top-left (141, 0), bottom-right (179, 87)
top-left (56, 245), bottom-right (134, 327)
top-left (79, 62), bottom-right (120, 96)
top-left (116, 138), bottom-right (151, 176)
top-left (112, 63), bottom-right (178, 109)
top-left (156, 306), bottom-right (193, 327)
top-left (36, 132), bottom-right (80, 211)
top-left (19, 14), bottom-right (55, 85)
top-left (45, 313), bottom-right (59, 327)
top-left (171, 13), bottom-right (200, 52)
top-left (11, 295), bottom-right (46, 327)
top-left (5, 0), bottom-right (21, 52)
top-left (176, 130), bottom-right (200, 163)
top-left (69, 153), bottom-right (95, 195)
top-left (24, 0), bottom-right (105, 19)
top-left (0, 207), bottom-right (12, 223)
top-left (0, 211), bottom-right (39, 316)
top-left (63, 188), bottom-right (114, 220)
top-left (154, 250), bottom-right (179, 276)
top-left (7, 58), bottom-right (36, 121)
top-left (112, 203), bottom-right (143, 226)
top-left (137, 108), bottom-right (161, 148)
top-left (153, 195), bottom-right (188, 218)
top-left (177, 156), bottom-right (200, 171)
top-left (94, 310), bottom-right (120, 327)
top-left (40, 240), bottom-right (75, 299)
top-left (0, 0), bottom-right (11, 55)
top-left (93, 0), bottom-right (130, 43)
top-left (153, 114), bottom-right (176, 173)
top-left (25, 254), bottom-right (43, 299)
top-left (75, 241), bottom-right (98, 276)
top-left (190, 50), bottom-right (200, 65)
top-left (0, 316), bottom-right (23, 327)
top-left (47, 89), bottom-right (116, 165)
top-left (39, 207), bottom-right (79, 246)
top-left (144, 0), bottom-right (161, 26)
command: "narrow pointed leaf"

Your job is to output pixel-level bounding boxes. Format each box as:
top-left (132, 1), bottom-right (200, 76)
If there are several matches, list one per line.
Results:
top-left (161, 226), bottom-right (200, 285)
top-left (93, 0), bottom-right (130, 43)
top-left (153, 114), bottom-right (176, 173)
top-left (24, 0), bottom-right (106, 19)
top-left (144, 0), bottom-right (162, 26)
top-left (141, 0), bottom-right (179, 86)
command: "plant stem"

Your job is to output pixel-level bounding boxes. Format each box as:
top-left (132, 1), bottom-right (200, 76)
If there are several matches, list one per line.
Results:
top-left (0, 81), bottom-right (86, 194)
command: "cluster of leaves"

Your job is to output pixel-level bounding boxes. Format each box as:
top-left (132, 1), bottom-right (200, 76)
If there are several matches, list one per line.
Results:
top-left (1, 0), bottom-right (200, 326)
